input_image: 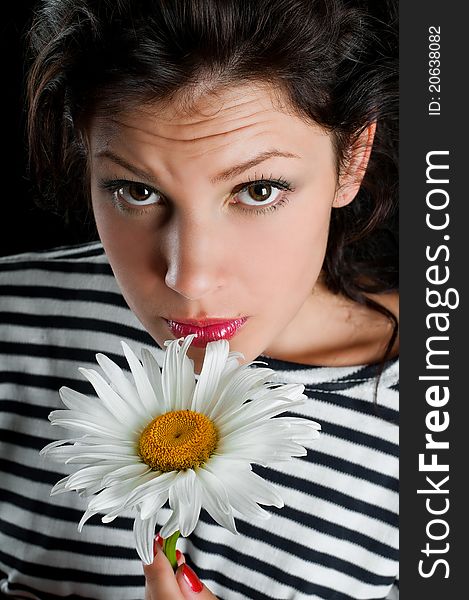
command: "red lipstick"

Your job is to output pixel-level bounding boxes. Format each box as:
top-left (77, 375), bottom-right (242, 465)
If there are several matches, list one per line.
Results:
top-left (165, 317), bottom-right (248, 347)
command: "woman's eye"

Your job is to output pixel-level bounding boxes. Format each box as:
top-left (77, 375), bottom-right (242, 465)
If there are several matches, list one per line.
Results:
top-left (116, 182), bottom-right (161, 206)
top-left (235, 183), bottom-right (282, 207)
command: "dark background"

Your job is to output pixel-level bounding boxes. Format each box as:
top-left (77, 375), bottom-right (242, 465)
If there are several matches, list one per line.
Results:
top-left (1, 3), bottom-right (97, 258)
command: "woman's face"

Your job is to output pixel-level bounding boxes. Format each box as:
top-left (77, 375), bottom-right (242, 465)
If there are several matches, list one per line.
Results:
top-left (88, 83), bottom-right (340, 371)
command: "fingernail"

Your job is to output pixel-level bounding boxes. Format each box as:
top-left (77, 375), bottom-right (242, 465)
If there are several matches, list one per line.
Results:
top-left (153, 534), bottom-right (164, 557)
top-left (176, 549), bottom-right (182, 561)
top-left (182, 563), bottom-right (203, 593)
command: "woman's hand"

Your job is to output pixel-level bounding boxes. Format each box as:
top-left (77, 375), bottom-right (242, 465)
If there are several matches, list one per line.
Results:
top-left (143, 536), bottom-right (219, 599)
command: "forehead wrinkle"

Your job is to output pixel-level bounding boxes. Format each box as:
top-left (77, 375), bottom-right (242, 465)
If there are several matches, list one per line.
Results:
top-left (139, 94), bottom-right (268, 126)
top-left (105, 109), bottom-right (274, 144)
top-left (91, 81), bottom-right (300, 148)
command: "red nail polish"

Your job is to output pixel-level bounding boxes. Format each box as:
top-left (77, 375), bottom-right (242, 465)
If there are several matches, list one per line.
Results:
top-left (182, 564), bottom-right (203, 593)
top-left (176, 549), bottom-right (182, 561)
top-left (153, 534), bottom-right (164, 557)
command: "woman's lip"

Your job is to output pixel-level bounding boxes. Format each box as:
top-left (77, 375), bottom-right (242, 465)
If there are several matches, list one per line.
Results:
top-left (166, 317), bottom-right (245, 327)
top-left (164, 317), bottom-right (248, 347)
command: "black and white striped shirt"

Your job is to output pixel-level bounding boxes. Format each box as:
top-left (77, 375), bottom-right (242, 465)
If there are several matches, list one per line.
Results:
top-left (0, 242), bottom-right (398, 599)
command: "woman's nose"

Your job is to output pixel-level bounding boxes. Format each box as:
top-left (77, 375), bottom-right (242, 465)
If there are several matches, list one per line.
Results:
top-left (163, 213), bottom-right (225, 301)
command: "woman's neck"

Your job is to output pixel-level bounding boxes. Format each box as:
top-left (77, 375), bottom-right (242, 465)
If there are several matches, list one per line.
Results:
top-left (263, 282), bottom-right (399, 367)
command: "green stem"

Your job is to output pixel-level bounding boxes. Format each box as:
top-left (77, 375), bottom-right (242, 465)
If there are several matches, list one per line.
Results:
top-left (163, 530), bottom-right (180, 571)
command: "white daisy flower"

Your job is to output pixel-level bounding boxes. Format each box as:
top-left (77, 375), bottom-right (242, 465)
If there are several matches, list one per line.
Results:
top-left (41, 335), bottom-right (320, 564)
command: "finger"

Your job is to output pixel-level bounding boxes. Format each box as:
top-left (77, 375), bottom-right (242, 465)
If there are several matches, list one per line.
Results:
top-left (176, 549), bottom-right (186, 567)
top-left (143, 537), bottom-right (183, 600)
top-left (176, 563), bottom-right (218, 599)
top-left (155, 533), bottom-right (184, 566)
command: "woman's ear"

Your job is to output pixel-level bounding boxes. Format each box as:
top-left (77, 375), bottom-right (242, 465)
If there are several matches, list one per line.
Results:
top-left (332, 122), bottom-right (376, 208)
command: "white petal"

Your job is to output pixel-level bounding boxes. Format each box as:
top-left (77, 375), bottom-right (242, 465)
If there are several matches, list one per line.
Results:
top-left (59, 386), bottom-right (112, 421)
top-left (141, 348), bottom-right (166, 412)
top-left (168, 470), bottom-right (201, 537)
top-left (49, 410), bottom-right (127, 439)
top-left (78, 368), bottom-right (142, 430)
top-left (217, 398), bottom-right (305, 436)
top-left (225, 350), bottom-right (245, 371)
top-left (162, 337), bottom-right (196, 411)
top-left (219, 443), bottom-right (305, 464)
top-left (101, 509), bottom-right (122, 524)
top-left (209, 366), bottom-right (274, 422)
top-left (219, 420), bottom-right (312, 449)
top-left (78, 508), bottom-right (97, 531)
top-left (40, 436), bottom-right (87, 456)
top-left (242, 469), bottom-right (284, 507)
top-left (214, 351), bottom-right (245, 396)
top-left (218, 429), bottom-right (307, 459)
top-left (280, 416), bottom-right (321, 429)
top-left (87, 485), bottom-right (130, 514)
top-left (121, 341), bottom-right (162, 418)
top-left (159, 507), bottom-right (182, 539)
top-left (211, 466), bottom-right (271, 520)
top-left (227, 490), bottom-right (271, 520)
top-left (124, 470), bottom-right (178, 507)
top-left (196, 467), bottom-right (237, 534)
top-left (50, 475), bottom-right (73, 496)
top-left (50, 442), bottom-right (135, 457)
top-left (208, 457), bottom-right (283, 505)
top-left (66, 456), bottom-right (137, 467)
top-left (212, 446), bottom-right (272, 467)
top-left (88, 470), bottom-right (156, 514)
top-left (95, 353), bottom-right (146, 419)
top-left (102, 463), bottom-right (151, 487)
top-left (250, 383), bottom-right (306, 403)
top-left (275, 416), bottom-right (322, 435)
top-left (140, 491), bottom-right (168, 520)
top-left (74, 435), bottom-right (135, 446)
top-left (58, 444), bottom-right (138, 465)
top-left (79, 481), bottom-right (109, 496)
top-left (259, 417), bottom-right (321, 444)
top-left (191, 340), bottom-right (229, 413)
top-left (64, 464), bottom-right (114, 491)
top-left (134, 512), bottom-right (159, 565)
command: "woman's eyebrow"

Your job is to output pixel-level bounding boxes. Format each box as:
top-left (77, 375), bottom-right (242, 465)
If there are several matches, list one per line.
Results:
top-left (95, 148), bottom-right (299, 185)
top-left (210, 150), bottom-right (299, 183)
top-left (95, 151), bottom-right (159, 185)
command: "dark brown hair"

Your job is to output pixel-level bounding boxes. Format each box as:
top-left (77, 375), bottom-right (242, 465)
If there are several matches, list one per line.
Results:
top-left (25, 0), bottom-right (398, 368)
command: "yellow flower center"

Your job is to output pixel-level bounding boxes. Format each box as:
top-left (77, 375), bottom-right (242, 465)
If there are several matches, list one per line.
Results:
top-left (138, 410), bottom-right (218, 472)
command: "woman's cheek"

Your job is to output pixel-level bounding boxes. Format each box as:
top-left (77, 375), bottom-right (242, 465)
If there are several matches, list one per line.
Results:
top-left (278, 205), bottom-right (331, 279)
